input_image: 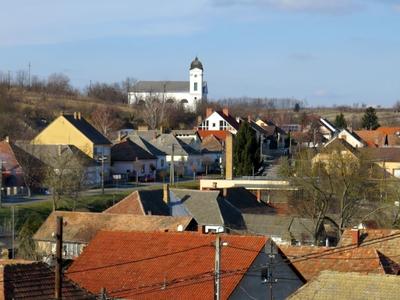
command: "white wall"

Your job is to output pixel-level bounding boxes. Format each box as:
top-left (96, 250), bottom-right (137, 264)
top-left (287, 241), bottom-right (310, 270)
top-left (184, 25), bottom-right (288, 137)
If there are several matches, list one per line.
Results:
top-left (198, 112), bottom-right (237, 134)
top-left (112, 159), bottom-right (157, 178)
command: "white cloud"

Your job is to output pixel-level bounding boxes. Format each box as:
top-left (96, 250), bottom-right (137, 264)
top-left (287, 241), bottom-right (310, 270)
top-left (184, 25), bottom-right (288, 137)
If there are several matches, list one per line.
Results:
top-left (212, 0), bottom-right (363, 13)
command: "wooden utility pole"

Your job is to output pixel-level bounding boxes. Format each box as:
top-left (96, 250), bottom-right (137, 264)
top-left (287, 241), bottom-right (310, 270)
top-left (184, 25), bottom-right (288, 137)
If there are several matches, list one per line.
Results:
top-left (214, 235), bottom-right (221, 300)
top-left (55, 216), bottom-right (63, 299)
top-left (169, 144), bottom-right (175, 185)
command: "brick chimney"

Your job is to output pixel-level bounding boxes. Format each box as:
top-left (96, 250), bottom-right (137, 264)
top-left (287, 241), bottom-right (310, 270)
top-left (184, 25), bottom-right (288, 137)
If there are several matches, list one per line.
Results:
top-left (163, 184), bottom-right (170, 205)
top-left (351, 228), bottom-right (360, 247)
top-left (73, 112), bottom-right (77, 119)
top-left (222, 108), bottom-right (229, 117)
top-left (77, 112), bottom-right (81, 120)
top-left (222, 188), bottom-right (228, 198)
top-left (256, 190), bottom-right (261, 202)
top-left (225, 133), bottom-right (233, 180)
top-left (206, 108), bottom-right (213, 118)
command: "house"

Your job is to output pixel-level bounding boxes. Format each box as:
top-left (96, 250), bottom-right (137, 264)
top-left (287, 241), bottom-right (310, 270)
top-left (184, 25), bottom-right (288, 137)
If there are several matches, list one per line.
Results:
top-left (111, 138), bottom-right (157, 180)
top-left (359, 147), bottom-right (400, 177)
top-left (16, 143), bottom-right (101, 186)
top-left (318, 118), bottom-right (338, 141)
top-left (32, 112), bottom-right (112, 177)
top-left (280, 228), bottom-right (400, 281)
top-left (104, 188), bottom-right (229, 232)
top-left (150, 133), bottom-right (203, 175)
top-left (0, 260), bottom-right (95, 299)
top-left (66, 231), bottom-right (303, 299)
top-left (335, 128), bottom-right (366, 148)
top-left (128, 57), bottom-right (207, 110)
top-left (198, 108), bottom-right (240, 134)
top-left (34, 211), bottom-right (195, 259)
top-left (0, 137), bottom-right (46, 196)
top-left (288, 271), bottom-right (400, 300)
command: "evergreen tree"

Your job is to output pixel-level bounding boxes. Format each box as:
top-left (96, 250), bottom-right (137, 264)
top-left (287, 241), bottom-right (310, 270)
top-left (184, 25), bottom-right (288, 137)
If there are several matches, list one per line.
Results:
top-left (294, 103), bottom-right (301, 112)
top-left (233, 122), bottom-right (260, 176)
top-left (362, 107), bottom-right (380, 130)
top-left (334, 113), bottom-right (347, 129)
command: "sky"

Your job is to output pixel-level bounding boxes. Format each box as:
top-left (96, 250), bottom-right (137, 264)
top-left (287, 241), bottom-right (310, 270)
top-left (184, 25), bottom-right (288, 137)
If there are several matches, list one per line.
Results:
top-left (0, 0), bottom-right (399, 107)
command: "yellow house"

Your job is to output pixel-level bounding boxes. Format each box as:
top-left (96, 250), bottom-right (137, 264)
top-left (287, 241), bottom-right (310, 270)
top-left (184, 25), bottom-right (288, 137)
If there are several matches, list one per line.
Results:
top-left (32, 112), bottom-right (111, 162)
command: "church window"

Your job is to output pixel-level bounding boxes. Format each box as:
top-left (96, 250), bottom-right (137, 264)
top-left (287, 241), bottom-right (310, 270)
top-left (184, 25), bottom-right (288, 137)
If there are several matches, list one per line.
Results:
top-left (194, 82), bottom-right (198, 91)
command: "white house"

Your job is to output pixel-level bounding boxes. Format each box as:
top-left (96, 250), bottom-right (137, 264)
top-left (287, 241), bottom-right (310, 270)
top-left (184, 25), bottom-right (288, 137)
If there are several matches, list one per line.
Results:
top-left (128, 57), bottom-right (208, 111)
top-left (198, 108), bottom-right (239, 134)
top-left (336, 129), bottom-right (366, 148)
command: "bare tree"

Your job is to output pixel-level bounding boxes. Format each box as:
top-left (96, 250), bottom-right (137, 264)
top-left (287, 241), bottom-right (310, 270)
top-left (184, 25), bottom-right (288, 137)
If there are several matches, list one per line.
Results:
top-left (90, 106), bottom-right (119, 137)
top-left (134, 93), bottom-right (167, 129)
top-left (279, 146), bottom-right (382, 244)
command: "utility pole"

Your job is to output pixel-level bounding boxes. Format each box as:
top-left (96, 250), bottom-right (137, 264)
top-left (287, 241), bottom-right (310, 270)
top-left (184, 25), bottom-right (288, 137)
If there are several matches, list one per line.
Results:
top-left (28, 62), bottom-right (31, 88)
top-left (214, 234), bottom-right (221, 300)
top-left (262, 241), bottom-right (277, 300)
top-left (11, 206), bottom-right (15, 259)
top-left (0, 160), bottom-right (2, 207)
top-left (101, 157), bottom-right (105, 194)
top-left (55, 216), bottom-right (63, 299)
top-left (169, 144), bottom-right (175, 186)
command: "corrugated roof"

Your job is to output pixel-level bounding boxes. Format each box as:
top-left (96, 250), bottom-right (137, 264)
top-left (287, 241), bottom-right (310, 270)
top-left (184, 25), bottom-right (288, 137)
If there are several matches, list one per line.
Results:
top-left (2, 262), bottom-right (95, 299)
top-left (288, 271), bottom-right (400, 300)
top-left (67, 231), bottom-right (266, 299)
top-left (34, 211), bottom-right (193, 244)
top-left (63, 115), bottom-right (111, 145)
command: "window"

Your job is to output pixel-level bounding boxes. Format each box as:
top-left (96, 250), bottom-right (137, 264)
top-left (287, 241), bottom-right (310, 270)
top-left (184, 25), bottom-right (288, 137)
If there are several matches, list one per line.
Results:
top-left (161, 159), bottom-right (165, 167)
top-left (219, 120), bottom-right (224, 129)
top-left (212, 123), bottom-right (216, 128)
top-left (194, 82), bottom-right (198, 91)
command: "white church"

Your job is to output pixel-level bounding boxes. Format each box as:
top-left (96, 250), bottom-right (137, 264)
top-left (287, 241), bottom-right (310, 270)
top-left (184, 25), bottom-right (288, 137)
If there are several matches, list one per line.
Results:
top-left (128, 57), bottom-right (208, 110)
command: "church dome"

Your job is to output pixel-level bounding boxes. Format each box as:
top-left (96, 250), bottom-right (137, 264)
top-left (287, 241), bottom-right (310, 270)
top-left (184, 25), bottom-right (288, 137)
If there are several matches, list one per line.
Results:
top-left (190, 57), bottom-right (203, 70)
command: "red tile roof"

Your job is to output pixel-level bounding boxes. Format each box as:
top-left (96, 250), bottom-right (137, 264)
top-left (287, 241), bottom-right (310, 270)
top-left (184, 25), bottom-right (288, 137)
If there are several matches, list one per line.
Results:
top-left (281, 229), bottom-right (400, 281)
top-left (280, 245), bottom-right (385, 281)
top-left (103, 191), bottom-right (144, 214)
top-left (1, 261), bottom-right (95, 299)
top-left (376, 127), bottom-right (400, 135)
top-left (197, 130), bottom-right (230, 141)
top-left (67, 231), bottom-right (266, 299)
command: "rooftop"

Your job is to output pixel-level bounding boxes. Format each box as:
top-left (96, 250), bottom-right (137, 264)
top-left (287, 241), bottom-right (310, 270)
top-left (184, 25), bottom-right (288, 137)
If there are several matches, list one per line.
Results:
top-left (288, 271), bottom-right (400, 300)
top-left (67, 231), bottom-right (266, 299)
top-left (34, 211), bottom-right (193, 244)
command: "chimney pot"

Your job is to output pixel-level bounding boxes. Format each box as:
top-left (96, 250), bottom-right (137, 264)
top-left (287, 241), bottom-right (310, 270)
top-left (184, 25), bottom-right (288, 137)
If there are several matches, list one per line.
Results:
top-left (163, 184), bottom-right (170, 205)
top-left (351, 228), bottom-right (360, 247)
top-left (206, 108), bottom-right (213, 118)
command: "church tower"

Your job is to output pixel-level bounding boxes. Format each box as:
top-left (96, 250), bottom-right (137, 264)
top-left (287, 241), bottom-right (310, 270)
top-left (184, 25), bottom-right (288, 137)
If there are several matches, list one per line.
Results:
top-left (189, 57), bottom-right (204, 106)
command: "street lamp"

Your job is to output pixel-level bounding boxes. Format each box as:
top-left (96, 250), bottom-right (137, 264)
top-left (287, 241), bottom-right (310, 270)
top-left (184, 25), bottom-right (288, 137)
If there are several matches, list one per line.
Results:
top-left (97, 155), bottom-right (107, 195)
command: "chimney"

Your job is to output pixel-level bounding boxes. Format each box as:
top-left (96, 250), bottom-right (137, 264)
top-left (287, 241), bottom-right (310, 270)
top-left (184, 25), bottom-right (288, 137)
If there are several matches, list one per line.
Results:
top-left (77, 112), bottom-right (81, 120)
top-left (206, 107), bottom-right (213, 118)
top-left (351, 228), bottom-right (360, 247)
top-left (225, 133), bottom-right (233, 180)
top-left (197, 225), bottom-right (204, 234)
top-left (247, 115), bottom-right (251, 122)
top-left (256, 190), bottom-right (261, 202)
top-left (73, 112), bottom-right (77, 119)
top-left (163, 184), bottom-right (170, 205)
top-left (4, 136), bottom-right (9, 143)
top-left (222, 108), bottom-right (229, 117)
top-left (222, 188), bottom-right (228, 198)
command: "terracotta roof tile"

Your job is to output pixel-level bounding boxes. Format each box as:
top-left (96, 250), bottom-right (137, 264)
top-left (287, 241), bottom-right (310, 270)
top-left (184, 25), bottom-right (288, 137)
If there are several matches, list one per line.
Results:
top-left (34, 211), bottom-right (193, 244)
top-left (67, 231), bottom-right (266, 299)
top-left (280, 245), bottom-right (385, 281)
top-left (197, 130), bottom-right (230, 141)
top-left (2, 262), bottom-right (95, 299)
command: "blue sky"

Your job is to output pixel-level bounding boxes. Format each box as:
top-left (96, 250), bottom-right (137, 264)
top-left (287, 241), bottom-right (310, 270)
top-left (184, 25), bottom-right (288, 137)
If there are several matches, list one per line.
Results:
top-left (1, 0), bottom-right (399, 106)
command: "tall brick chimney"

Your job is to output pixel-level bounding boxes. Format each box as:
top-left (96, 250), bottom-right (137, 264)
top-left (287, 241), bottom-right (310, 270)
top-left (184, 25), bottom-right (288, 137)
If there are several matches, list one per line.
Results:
top-left (351, 228), bottom-right (360, 247)
top-left (163, 184), bottom-right (170, 205)
top-left (225, 133), bottom-right (233, 180)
